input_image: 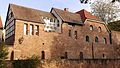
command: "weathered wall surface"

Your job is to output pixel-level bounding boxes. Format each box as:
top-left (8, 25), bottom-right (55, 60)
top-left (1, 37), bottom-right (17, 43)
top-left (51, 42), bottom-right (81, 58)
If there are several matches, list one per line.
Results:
top-left (7, 19), bottom-right (116, 60)
top-left (112, 31), bottom-right (120, 45)
top-left (38, 59), bottom-right (120, 68)
top-left (6, 59), bottom-right (120, 68)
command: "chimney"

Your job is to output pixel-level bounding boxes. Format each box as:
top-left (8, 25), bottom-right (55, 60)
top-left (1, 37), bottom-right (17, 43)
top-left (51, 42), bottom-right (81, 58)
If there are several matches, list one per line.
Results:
top-left (64, 8), bottom-right (69, 11)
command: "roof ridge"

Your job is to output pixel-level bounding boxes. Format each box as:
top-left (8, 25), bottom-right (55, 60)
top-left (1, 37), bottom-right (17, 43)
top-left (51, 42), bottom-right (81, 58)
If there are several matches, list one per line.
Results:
top-left (10, 4), bottom-right (50, 13)
top-left (53, 7), bottom-right (80, 15)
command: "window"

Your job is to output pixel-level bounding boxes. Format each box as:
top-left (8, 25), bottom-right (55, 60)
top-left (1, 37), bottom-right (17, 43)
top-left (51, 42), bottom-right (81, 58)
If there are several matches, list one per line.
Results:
top-left (90, 25), bottom-right (93, 30)
top-left (80, 52), bottom-right (83, 59)
top-left (57, 22), bottom-right (59, 27)
top-left (57, 20), bottom-right (59, 23)
top-left (69, 30), bottom-right (71, 37)
top-left (95, 37), bottom-right (98, 43)
top-left (75, 31), bottom-right (77, 39)
top-left (65, 52), bottom-right (68, 59)
top-left (41, 51), bottom-right (45, 59)
top-left (98, 27), bottom-right (102, 32)
top-left (30, 24), bottom-right (34, 35)
top-left (10, 51), bottom-right (14, 60)
top-left (24, 23), bottom-right (28, 35)
top-left (103, 38), bottom-right (107, 44)
top-left (50, 18), bottom-right (53, 22)
top-left (35, 25), bottom-right (39, 36)
top-left (103, 54), bottom-right (106, 58)
top-left (86, 36), bottom-right (89, 42)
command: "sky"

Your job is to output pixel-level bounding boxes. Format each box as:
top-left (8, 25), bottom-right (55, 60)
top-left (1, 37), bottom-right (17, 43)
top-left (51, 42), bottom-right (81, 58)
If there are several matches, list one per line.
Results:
top-left (0, 0), bottom-right (91, 26)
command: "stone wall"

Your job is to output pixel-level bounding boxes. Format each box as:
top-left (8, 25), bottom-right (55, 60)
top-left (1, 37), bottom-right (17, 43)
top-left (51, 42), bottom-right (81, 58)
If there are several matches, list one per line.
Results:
top-left (7, 19), bottom-right (116, 60)
top-left (37, 59), bottom-right (120, 68)
top-left (6, 59), bottom-right (120, 68)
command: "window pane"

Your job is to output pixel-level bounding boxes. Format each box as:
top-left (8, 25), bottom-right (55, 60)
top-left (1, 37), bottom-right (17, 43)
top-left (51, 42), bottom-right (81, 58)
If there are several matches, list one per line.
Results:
top-left (86, 36), bottom-right (89, 42)
top-left (24, 24), bottom-right (28, 35)
top-left (90, 25), bottom-right (93, 30)
top-left (69, 30), bottom-right (71, 37)
top-left (103, 38), bottom-right (107, 44)
top-left (30, 24), bottom-right (34, 35)
top-left (95, 37), bottom-right (98, 43)
top-left (35, 25), bottom-right (39, 36)
top-left (98, 27), bottom-right (101, 32)
top-left (75, 31), bottom-right (77, 39)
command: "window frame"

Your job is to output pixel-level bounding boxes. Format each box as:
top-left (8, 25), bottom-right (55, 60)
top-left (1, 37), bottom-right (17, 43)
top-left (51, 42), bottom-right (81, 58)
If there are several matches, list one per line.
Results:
top-left (98, 26), bottom-right (102, 32)
top-left (95, 37), bottom-right (99, 43)
top-left (86, 36), bottom-right (90, 42)
top-left (90, 25), bottom-right (93, 30)
top-left (24, 23), bottom-right (28, 35)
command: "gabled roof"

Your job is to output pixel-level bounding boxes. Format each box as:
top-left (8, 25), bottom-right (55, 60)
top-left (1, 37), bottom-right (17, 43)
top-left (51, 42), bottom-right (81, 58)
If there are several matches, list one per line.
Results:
top-left (9, 4), bottom-right (55, 23)
top-left (0, 17), bottom-right (3, 29)
top-left (76, 9), bottom-right (101, 22)
top-left (52, 8), bottom-right (83, 24)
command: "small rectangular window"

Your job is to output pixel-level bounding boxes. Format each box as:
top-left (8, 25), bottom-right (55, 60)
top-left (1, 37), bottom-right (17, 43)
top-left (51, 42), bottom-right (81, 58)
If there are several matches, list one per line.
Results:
top-left (75, 31), bottom-right (77, 39)
top-left (30, 24), bottom-right (34, 35)
top-left (24, 23), bottom-right (28, 35)
top-left (69, 30), bottom-right (71, 37)
top-left (65, 52), bottom-right (68, 59)
top-left (57, 22), bottom-right (59, 27)
top-left (35, 25), bottom-right (39, 36)
top-left (50, 18), bottom-right (53, 22)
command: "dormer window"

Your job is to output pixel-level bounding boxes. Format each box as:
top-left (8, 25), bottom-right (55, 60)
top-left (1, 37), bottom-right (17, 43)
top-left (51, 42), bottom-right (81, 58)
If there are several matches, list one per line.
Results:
top-left (90, 25), bottom-right (93, 30)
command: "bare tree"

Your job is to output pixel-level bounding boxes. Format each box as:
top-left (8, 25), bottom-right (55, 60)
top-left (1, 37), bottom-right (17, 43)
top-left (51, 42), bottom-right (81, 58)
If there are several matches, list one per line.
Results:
top-left (91, 0), bottom-right (120, 23)
top-left (79, 0), bottom-right (120, 4)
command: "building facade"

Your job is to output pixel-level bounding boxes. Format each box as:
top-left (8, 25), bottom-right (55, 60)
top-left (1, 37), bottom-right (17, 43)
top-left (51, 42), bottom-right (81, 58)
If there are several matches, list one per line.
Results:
top-left (5, 4), bottom-right (117, 60)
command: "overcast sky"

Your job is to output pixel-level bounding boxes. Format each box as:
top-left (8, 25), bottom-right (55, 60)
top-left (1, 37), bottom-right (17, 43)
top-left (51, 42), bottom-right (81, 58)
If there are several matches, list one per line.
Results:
top-left (0, 0), bottom-right (91, 26)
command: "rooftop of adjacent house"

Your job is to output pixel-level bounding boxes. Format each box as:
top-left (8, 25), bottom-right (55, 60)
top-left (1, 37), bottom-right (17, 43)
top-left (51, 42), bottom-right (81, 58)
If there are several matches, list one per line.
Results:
top-left (0, 16), bottom-right (3, 29)
top-left (76, 9), bottom-right (101, 22)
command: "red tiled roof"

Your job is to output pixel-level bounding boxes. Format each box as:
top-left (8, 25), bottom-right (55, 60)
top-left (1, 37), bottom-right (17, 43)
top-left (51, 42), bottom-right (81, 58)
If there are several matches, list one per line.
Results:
top-left (76, 9), bottom-right (101, 22)
top-left (0, 17), bottom-right (3, 29)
